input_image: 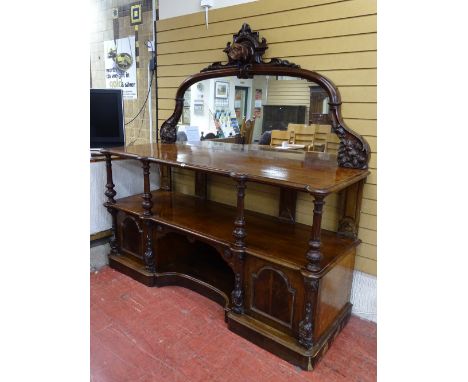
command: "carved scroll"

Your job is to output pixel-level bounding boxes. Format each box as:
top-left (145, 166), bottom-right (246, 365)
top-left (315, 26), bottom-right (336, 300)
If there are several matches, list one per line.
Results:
top-left (160, 98), bottom-right (183, 143)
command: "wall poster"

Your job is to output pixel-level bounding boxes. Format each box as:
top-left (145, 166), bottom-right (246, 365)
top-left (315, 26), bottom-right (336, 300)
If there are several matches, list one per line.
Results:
top-left (104, 36), bottom-right (137, 99)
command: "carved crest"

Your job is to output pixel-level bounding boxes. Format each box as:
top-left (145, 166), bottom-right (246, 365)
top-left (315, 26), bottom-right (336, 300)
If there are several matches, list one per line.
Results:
top-left (201, 23), bottom-right (300, 74)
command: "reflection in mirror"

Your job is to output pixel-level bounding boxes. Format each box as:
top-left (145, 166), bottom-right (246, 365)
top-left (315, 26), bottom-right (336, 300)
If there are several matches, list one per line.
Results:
top-left (176, 75), bottom-right (339, 155)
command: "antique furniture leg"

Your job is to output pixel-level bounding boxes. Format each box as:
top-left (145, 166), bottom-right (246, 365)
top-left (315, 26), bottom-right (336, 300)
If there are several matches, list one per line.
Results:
top-left (141, 160), bottom-right (156, 272)
top-left (338, 179), bottom-right (365, 238)
top-left (231, 174), bottom-right (247, 314)
top-left (104, 153), bottom-right (118, 255)
top-left (305, 194), bottom-right (325, 272)
top-left (298, 273), bottom-right (320, 349)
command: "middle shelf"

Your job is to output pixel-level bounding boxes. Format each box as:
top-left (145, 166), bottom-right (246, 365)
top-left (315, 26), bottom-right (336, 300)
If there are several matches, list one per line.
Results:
top-left (110, 189), bottom-right (359, 273)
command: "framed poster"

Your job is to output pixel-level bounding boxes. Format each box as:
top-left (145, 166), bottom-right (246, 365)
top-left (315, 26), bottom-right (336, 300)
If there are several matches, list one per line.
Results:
top-left (215, 81), bottom-right (229, 98)
top-left (104, 36), bottom-right (137, 99)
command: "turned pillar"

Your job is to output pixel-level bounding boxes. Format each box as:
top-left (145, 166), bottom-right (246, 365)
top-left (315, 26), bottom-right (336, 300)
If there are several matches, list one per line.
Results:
top-left (305, 194), bottom-right (325, 272)
top-left (104, 153), bottom-right (118, 255)
top-left (231, 174), bottom-right (247, 314)
top-left (141, 160), bottom-right (156, 272)
top-left (141, 160), bottom-right (153, 216)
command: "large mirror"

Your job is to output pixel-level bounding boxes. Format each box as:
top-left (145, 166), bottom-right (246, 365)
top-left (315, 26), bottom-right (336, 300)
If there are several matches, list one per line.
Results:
top-left (175, 75), bottom-right (340, 155)
top-left (161, 23), bottom-right (370, 169)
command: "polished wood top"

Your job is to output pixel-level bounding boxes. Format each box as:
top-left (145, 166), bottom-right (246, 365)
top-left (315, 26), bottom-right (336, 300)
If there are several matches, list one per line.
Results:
top-left (101, 142), bottom-right (369, 195)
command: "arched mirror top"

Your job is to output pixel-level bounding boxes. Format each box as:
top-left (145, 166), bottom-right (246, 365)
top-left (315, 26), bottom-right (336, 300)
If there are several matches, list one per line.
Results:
top-left (160, 23), bottom-right (370, 170)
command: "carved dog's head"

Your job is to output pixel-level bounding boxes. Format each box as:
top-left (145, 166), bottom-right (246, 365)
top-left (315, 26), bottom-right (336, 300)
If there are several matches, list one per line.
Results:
top-left (224, 42), bottom-right (251, 63)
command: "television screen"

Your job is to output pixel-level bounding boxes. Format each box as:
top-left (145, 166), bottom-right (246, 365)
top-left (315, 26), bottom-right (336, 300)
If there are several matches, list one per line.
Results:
top-left (90, 89), bottom-right (125, 148)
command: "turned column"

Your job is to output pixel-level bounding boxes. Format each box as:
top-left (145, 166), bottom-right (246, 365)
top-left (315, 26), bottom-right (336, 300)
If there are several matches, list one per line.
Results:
top-left (104, 153), bottom-right (118, 255)
top-left (231, 174), bottom-right (247, 314)
top-left (141, 160), bottom-right (153, 216)
top-left (141, 160), bottom-right (156, 272)
top-left (305, 194), bottom-right (325, 272)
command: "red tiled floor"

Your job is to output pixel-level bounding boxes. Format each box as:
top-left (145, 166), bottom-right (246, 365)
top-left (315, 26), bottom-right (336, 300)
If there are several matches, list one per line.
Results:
top-left (91, 267), bottom-right (376, 382)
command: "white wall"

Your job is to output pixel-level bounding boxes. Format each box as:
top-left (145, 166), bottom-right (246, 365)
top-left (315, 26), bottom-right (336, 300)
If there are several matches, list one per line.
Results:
top-left (158, 0), bottom-right (258, 20)
top-left (350, 270), bottom-right (377, 322)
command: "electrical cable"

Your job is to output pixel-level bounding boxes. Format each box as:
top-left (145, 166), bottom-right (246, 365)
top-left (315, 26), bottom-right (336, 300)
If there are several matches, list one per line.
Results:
top-left (127, 95), bottom-right (148, 146)
top-left (124, 70), bottom-right (154, 126)
top-left (126, 40), bottom-right (156, 146)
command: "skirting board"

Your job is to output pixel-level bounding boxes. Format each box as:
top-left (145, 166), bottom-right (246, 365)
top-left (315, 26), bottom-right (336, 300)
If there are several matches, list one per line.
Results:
top-left (350, 270), bottom-right (377, 322)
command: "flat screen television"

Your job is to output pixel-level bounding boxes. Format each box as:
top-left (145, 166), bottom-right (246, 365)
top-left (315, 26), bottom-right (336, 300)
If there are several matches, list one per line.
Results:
top-left (90, 89), bottom-right (125, 149)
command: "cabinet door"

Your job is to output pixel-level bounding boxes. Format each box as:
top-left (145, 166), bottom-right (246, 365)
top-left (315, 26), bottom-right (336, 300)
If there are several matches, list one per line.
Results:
top-left (245, 257), bottom-right (304, 336)
top-left (117, 212), bottom-right (144, 261)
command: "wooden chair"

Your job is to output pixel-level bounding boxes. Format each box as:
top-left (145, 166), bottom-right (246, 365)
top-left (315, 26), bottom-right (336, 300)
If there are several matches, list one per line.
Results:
top-left (287, 123), bottom-right (315, 151)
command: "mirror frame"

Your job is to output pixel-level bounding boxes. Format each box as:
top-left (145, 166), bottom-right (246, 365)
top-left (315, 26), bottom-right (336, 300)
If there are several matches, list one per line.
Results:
top-left (160, 23), bottom-right (370, 170)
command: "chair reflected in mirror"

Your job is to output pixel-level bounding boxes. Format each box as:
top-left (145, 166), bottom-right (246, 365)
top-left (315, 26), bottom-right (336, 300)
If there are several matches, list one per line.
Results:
top-left (263, 123), bottom-right (340, 154)
top-left (287, 124), bottom-right (315, 151)
top-left (270, 129), bottom-right (294, 147)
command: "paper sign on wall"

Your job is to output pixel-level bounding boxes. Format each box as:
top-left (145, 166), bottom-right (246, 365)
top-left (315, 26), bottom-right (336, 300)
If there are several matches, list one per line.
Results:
top-left (185, 126), bottom-right (200, 141)
top-left (104, 36), bottom-right (137, 100)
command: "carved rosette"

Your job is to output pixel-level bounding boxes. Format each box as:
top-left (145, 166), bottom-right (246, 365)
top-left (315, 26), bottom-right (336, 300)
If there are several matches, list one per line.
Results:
top-left (298, 278), bottom-right (319, 349)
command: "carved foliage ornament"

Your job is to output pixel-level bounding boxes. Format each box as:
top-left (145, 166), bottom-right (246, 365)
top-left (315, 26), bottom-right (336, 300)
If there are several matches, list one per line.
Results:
top-left (298, 278), bottom-right (319, 350)
top-left (201, 23), bottom-right (300, 74)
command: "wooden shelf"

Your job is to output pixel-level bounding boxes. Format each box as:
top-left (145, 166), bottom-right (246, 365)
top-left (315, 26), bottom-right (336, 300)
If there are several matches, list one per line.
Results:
top-left (101, 142), bottom-right (369, 195)
top-left (111, 190), bottom-right (359, 273)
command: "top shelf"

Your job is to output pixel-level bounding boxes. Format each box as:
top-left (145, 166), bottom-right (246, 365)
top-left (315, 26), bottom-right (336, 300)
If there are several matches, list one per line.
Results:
top-left (102, 142), bottom-right (369, 195)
